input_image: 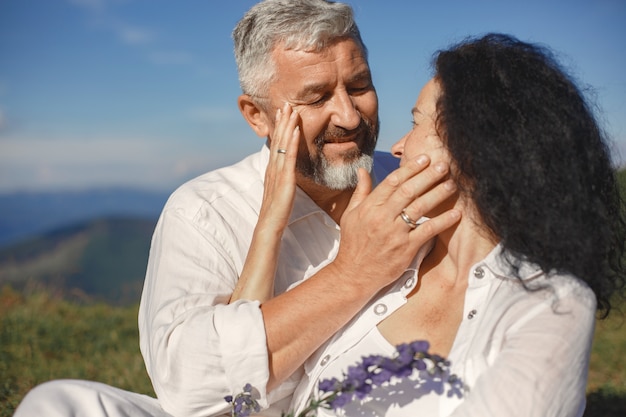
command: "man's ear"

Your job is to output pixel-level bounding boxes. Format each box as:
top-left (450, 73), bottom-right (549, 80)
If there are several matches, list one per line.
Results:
top-left (238, 94), bottom-right (271, 138)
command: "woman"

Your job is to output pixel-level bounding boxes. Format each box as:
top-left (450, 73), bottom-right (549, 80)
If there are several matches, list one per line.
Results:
top-left (284, 34), bottom-right (625, 416)
top-left (232, 33), bottom-right (625, 416)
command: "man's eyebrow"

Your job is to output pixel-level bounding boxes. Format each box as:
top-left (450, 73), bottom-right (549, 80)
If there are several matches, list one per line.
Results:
top-left (348, 69), bottom-right (373, 83)
top-left (296, 82), bottom-right (329, 98)
top-left (295, 69), bottom-right (373, 98)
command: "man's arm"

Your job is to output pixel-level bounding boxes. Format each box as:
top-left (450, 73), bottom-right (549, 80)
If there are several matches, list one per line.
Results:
top-left (139, 208), bottom-right (263, 417)
top-left (139, 153), bottom-right (458, 417)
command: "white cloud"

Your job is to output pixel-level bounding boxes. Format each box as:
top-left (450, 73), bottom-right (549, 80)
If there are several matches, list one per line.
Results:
top-left (68, 0), bottom-right (155, 47)
top-left (0, 109), bottom-right (6, 131)
top-left (187, 106), bottom-right (241, 123)
top-left (149, 50), bottom-right (193, 66)
top-left (67, 0), bottom-right (207, 74)
top-left (67, 0), bottom-right (130, 12)
top-left (0, 134), bottom-right (256, 192)
top-left (0, 136), bottom-right (176, 191)
top-left (116, 24), bottom-right (155, 45)
top-left (67, 0), bottom-right (106, 13)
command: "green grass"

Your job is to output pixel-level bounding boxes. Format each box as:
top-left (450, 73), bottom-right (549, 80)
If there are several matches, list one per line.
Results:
top-left (0, 287), bottom-right (154, 416)
top-left (585, 306), bottom-right (626, 416)
top-left (1, 287), bottom-right (625, 416)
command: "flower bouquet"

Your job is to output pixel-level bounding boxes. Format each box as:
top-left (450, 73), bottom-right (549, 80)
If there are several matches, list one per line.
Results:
top-left (225, 340), bottom-right (460, 417)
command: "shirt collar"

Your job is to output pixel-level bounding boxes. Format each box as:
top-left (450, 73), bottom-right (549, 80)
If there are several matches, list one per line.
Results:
top-left (481, 243), bottom-right (544, 281)
top-left (405, 240), bottom-right (545, 287)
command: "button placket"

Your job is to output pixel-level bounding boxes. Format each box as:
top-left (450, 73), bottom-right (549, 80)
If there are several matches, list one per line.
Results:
top-left (373, 303), bottom-right (388, 316)
top-left (404, 276), bottom-right (415, 289)
top-left (320, 354), bottom-right (331, 366)
top-left (473, 267), bottom-right (485, 279)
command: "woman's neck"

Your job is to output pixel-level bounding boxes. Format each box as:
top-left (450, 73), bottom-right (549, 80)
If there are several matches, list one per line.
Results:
top-left (421, 212), bottom-right (497, 286)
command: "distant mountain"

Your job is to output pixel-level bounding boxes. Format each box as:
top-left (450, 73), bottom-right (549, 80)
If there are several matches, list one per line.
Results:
top-left (0, 216), bottom-right (157, 305)
top-left (0, 188), bottom-right (169, 248)
top-left (1, 169), bottom-right (623, 306)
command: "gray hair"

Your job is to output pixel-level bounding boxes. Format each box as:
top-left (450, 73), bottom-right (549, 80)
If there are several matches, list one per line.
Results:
top-left (232, 0), bottom-right (367, 98)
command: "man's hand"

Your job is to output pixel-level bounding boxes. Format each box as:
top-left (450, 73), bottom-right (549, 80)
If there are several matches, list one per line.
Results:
top-left (332, 154), bottom-right (459, 293)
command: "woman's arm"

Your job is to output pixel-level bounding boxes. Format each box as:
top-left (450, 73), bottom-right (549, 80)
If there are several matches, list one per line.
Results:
top-left (230, 103), bottom-right (301, 302)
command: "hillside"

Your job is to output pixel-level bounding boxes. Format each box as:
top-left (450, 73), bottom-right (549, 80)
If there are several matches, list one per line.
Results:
top-left (0, 188), bottom-right (168, 248)
top-left (0, 217), bottom-right (157, 305)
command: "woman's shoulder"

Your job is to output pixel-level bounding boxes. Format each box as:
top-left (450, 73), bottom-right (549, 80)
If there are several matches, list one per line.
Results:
top-left (485, 247), bottom-right (597, 311)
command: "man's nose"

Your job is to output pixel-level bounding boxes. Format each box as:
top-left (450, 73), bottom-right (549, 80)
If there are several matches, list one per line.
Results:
top-left (329, 91), bottom-right (361, 131)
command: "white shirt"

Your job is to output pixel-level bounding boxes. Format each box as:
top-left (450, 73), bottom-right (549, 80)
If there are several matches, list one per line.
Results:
top-left (138, 146), bottom-right (396, 417)
top-left (290, 243), bottom-right (597, 417)
top-left (138, 145), bottom-right (339, 417)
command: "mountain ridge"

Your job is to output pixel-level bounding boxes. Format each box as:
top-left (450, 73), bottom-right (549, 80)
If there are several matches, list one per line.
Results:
top-left (0, 216), bottom-right (157, 305)
top-left (0, 187), bottom-right (169, 248)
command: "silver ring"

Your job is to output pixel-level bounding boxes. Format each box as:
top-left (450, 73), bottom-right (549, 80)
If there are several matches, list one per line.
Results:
top-left (400, 209), bottom-right (419, 229)
top-left (277, 149), bottom-right (287, 154)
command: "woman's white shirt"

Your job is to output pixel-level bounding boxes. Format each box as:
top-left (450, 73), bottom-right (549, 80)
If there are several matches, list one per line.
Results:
top-left (290, 243), bottom-right (596, 417)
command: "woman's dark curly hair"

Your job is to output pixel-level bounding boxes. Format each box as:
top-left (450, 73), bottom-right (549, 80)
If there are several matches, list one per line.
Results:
top-left (433, 33), bottom-right (625, 317)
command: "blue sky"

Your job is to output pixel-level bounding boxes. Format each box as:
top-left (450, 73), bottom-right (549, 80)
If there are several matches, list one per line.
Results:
top-left (1, 0), bottom-right (625, 193)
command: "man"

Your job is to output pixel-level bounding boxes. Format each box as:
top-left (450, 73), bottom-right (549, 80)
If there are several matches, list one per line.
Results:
top-left (14, 1), bottom-right (459, 416)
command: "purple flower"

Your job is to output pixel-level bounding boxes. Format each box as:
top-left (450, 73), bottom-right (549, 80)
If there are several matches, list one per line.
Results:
top-left (370, 368), bottom-right (393, 385)
top-left (410, 340), bottom-right (430, 353)
top-left (413, 358), bottom-right (427, 371)
top-left (361, 354), bottom-right (383, 367)
top-left (225, 384), bottom-right (261, 417)
top-left (225, 339), bottom-right (460, 417)
top-left (318, 377), bottom-right (339, 393)
top-left (395, 343), bottom-right (414, 365)
top-left (329, 392), bottom-right (352, 409)
top-left (354, 382), bottom-right (373, 399)
top-left (345, 364), bottom-right (369, 388)
top-left (378, 357), bottom-right (399, 372)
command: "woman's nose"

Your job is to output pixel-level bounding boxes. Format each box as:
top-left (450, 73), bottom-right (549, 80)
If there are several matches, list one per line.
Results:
top-left (391, 136), bottom-right (406, 158)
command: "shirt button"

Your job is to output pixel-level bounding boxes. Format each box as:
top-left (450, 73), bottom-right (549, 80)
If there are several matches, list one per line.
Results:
top-left (404, 277), bottom-right (415, 289)
top-left (473, 267), bottom-right (485, 279)
top-left (320, 355), bottom-right (331, 366)
top-left (374, 303), bottom-right (388, 315)
top-left (467, 309), bottom-right (477, 319)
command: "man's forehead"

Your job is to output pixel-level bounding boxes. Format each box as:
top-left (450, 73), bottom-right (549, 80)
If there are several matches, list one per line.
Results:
top-left (271, 41), bottom-right (370, 91)
top-left (272, 39), bottom-right (368, 71)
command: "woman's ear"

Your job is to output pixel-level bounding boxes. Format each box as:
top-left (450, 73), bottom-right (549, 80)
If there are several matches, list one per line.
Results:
top-left (238, 94), bottom-right (271, 137)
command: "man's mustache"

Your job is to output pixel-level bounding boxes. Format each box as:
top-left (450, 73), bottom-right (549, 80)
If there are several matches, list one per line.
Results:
top-left (315, 119), bottom-right (374, 146)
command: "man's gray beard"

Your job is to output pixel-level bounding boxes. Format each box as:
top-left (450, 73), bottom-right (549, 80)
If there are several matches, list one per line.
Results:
top-left (296, 118), bottom-right (379, 190)
top-left (313, 153), bottom-right (373, 190)
top-left (296, 118), bottom-right (380, 191)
